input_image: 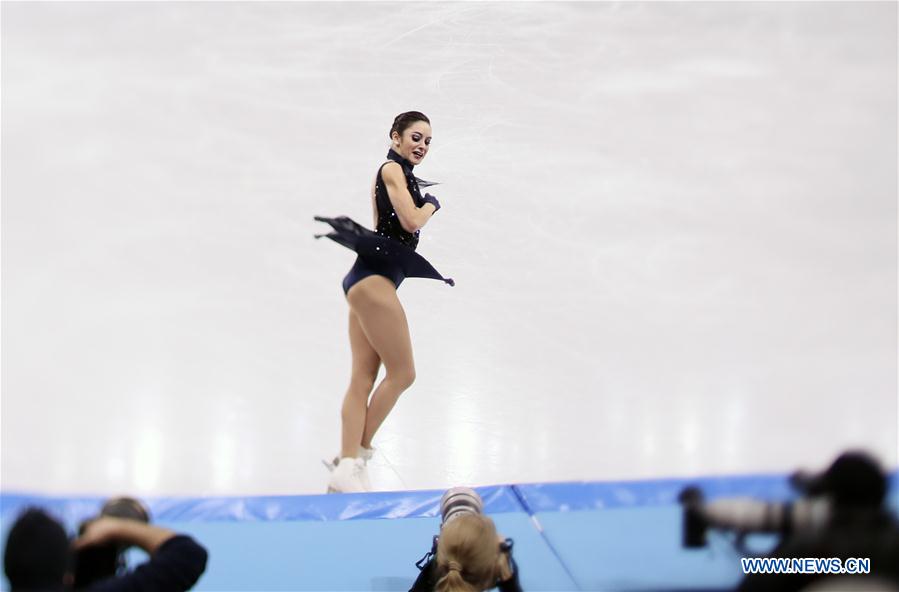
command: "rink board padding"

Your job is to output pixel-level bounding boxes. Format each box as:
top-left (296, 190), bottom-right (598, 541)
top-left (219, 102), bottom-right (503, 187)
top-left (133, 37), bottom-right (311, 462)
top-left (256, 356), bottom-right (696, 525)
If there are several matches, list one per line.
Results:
top-left (2, 473), bottom-right (898, 591)
top-left (526, 506), bottom-right (744, 592)
top-left (512, 477), bottom-right (790, 592)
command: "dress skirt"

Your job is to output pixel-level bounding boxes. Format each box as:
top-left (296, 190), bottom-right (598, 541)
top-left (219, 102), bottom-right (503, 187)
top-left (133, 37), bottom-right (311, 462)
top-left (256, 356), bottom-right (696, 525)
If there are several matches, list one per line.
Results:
top-left (314, 216), bottom-right (454, 294)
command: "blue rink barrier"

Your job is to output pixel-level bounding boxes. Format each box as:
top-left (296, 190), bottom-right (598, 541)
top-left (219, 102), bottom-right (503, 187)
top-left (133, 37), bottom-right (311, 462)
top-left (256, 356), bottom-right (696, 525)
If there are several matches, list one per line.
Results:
top-left (2, 472), bottom-right (897, 591)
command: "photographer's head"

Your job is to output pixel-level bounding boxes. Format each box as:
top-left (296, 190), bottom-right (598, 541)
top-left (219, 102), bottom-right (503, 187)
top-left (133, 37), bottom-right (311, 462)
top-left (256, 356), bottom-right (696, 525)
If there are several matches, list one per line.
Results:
top-left (434, 513), bottom-right (505, 592)
top-left (3, 508), bottom-right (70, 591)
top-left (792, 450), bottom-right (887, 508)
top-left (5, 503), bottom-right (206, 592)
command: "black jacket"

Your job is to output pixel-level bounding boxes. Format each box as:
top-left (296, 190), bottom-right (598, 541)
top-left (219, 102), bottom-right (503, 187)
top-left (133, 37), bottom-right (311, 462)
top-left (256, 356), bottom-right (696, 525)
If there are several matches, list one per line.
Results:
top-left (88, 536), bottom-right (208, 592)
top-left (737, 509), bottom-right (899, 592)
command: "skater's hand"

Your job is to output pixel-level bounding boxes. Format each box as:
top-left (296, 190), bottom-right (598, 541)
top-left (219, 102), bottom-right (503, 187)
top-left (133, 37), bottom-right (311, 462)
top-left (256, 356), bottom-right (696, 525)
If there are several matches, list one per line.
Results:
top-left (422, 193), bottom-right (440, 213)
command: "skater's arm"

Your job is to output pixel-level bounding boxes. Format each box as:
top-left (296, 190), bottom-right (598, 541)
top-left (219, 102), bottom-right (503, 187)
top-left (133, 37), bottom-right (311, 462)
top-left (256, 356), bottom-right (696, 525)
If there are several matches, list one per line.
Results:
top-left (382, 163), bottom-right (437, 233)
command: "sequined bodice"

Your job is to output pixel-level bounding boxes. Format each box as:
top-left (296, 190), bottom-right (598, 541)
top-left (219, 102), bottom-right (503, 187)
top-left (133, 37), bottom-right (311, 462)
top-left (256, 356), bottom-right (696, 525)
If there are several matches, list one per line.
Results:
top-left (374, 149), bottom-right (424, 250)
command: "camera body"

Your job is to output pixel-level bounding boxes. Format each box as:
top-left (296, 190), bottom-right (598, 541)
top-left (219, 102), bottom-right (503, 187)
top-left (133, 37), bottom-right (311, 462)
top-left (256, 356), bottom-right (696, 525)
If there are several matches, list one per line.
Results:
top-left (72, 497), bottom-right (151, 587)
top-left (678, 486), bottom-right (832, 549)
top-left (679, 451), bottom-right (889, 551)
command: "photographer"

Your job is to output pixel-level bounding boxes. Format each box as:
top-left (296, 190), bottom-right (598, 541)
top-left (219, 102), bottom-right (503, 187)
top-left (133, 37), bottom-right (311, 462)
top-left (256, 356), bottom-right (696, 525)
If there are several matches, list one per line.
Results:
top-left (736, 451), bottom-right (899, 592)
top-left (410, 488), bottom-right (522, 592)
top-left (4, 506), bottom-right (207, 591)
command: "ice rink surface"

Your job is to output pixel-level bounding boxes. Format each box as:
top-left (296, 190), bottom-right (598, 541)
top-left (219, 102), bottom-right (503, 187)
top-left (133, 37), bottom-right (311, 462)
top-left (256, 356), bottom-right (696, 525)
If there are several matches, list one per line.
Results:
top-left (2, 2), bottom-right (896, 496)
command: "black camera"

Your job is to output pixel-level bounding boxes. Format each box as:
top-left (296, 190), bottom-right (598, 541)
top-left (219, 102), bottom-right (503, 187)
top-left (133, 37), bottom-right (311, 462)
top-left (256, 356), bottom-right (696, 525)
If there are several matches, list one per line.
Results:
top-left (72, 497), bottom-right (151, 587)
top-left (678, 486), bottom-right (832, 548)
top-left (678, 451), bottom-right (888, 550)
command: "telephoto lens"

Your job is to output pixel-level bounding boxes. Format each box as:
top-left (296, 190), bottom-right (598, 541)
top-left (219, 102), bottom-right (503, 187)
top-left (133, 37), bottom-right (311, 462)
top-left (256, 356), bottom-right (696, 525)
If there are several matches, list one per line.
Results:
top-left (440, 487), bottom-right (484, 526)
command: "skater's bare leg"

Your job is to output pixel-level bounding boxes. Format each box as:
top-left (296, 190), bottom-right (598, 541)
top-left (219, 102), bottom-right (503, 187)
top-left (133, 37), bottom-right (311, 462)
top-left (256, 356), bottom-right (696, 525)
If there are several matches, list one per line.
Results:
top-left (340, 310), bottom-right (380, 459)
top-left (347, 275), bottom-right (415, 449)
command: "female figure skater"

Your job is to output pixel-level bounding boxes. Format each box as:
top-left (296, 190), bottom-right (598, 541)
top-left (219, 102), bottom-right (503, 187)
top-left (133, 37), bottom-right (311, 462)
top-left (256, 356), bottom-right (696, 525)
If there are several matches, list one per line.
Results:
top-left (315, 111), bottom-right (453, 493)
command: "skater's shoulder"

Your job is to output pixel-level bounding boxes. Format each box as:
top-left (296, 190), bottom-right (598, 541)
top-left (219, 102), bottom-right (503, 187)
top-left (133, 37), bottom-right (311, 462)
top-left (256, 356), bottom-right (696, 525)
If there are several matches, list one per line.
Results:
top-left (380, 160), bottom-right (404, 175)
top-left (380, 161), bottom-right (408, 186)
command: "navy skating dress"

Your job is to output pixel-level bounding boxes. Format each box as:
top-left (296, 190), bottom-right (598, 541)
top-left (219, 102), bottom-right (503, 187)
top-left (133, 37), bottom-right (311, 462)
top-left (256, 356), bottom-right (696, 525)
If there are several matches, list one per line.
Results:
top-left (315, 149), bottom-right (454, 295)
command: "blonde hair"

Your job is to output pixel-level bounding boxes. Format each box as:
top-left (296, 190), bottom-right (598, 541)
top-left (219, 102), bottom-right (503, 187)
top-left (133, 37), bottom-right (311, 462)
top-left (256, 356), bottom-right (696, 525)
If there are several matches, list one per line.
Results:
top-left (434, 514), bottom-right (502, 592)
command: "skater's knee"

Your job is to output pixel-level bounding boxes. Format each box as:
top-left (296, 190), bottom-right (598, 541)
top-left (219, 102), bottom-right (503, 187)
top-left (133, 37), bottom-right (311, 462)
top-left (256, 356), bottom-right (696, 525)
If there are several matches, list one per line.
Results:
top-left (350, 369), bottom-right (378, 393)
top-left (389, 366), bottom-right (416, 391)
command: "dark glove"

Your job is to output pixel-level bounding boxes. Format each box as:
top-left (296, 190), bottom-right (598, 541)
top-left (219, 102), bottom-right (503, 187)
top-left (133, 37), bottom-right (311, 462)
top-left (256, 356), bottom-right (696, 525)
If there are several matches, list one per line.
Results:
top-left (422, 193), bottom-right (441, 213)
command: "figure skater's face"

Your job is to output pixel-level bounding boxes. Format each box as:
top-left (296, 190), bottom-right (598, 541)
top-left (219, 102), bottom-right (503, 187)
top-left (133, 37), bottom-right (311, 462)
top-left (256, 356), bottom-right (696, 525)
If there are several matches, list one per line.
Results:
top-left (392, 121), bottom-right (432, 165)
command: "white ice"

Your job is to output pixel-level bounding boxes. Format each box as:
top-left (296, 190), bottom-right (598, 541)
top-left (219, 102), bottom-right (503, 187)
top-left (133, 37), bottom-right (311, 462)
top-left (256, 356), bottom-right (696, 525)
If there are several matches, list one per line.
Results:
top-left (2, 2), bottom-right (896, 496)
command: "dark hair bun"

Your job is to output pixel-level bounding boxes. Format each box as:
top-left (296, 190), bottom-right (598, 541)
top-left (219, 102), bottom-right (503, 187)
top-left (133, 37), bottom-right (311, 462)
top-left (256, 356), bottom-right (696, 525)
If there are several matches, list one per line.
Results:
top-left (390, 111), bottom-right (430, 138)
